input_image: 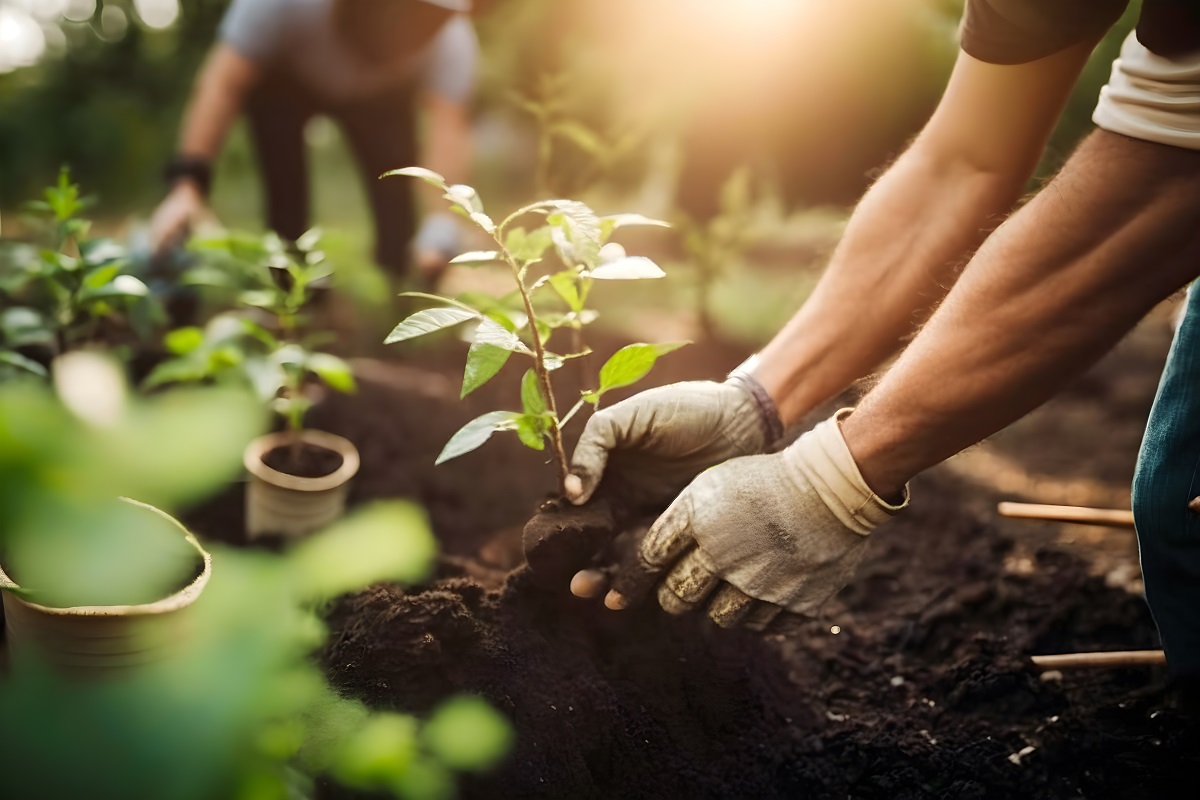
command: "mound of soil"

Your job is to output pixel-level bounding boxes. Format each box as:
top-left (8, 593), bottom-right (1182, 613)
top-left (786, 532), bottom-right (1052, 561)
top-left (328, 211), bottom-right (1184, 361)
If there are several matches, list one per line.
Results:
top-left (185, 319), bottom-right (1198, 799)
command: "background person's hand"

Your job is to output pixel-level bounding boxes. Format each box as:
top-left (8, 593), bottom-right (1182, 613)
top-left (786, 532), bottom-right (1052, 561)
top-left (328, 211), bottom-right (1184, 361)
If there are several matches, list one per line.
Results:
top-left (596, 409), bottom-right (908, 629)
top-left (149, 182), bottom-right (211, 255)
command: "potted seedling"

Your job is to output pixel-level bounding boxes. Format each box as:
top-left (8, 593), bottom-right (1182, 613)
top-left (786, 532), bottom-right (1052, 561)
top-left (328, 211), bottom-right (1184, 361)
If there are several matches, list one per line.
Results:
top-left (382, 168), bottom-right (686, 494)
top-left (0, 352), bottom-right (261, 672)
top-left (143, 230), bottom-right (359, 540)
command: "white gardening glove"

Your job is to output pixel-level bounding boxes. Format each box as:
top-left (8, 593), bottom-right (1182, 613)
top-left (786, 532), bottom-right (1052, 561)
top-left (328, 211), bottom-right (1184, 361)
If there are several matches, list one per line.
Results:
top-left (566, 369), bottom-right (784, 511)
top-left (606, 409), bottom-right (908, 628)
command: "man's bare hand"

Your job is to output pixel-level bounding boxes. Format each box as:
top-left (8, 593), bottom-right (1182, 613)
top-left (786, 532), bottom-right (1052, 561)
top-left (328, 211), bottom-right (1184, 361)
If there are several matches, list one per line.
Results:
top-left (149, 182), bottom-right (213, 254)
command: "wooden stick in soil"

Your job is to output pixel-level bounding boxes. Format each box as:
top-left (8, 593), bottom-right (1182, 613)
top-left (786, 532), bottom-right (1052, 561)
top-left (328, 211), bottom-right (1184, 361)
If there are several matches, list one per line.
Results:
top-left (997, 502), bottom-right (1136, 529)
top-left (1031, 650), bottom-right (1166, 670)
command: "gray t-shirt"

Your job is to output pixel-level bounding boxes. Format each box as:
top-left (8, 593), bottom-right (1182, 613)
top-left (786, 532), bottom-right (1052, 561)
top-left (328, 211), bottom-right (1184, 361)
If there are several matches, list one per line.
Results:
top-left (219, 0), bottom-right (477, 103)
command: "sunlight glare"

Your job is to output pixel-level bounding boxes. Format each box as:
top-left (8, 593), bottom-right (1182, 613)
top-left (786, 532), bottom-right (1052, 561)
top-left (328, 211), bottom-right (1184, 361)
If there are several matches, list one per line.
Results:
top-left (0, 8), bottom-right (46, 73)
top-left (134, 0), bottom-right (180, 30)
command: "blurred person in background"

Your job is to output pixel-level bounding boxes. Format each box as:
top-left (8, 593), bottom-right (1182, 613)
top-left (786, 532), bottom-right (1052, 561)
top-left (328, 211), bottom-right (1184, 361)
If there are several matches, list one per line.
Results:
top-left (149, 0), bottom-right (477, 285)
top-left (548, 0), bottom-right (1200, 703)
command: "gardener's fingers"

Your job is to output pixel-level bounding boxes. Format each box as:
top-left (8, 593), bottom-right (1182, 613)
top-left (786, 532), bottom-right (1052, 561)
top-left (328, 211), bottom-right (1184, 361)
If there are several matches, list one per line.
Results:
top-left (606, 492), bottom-right (695, 609)
top-left (566, 409), bottom-right (623, 505)
top-left (570, 569), bottom-right (608, 599)
top-left (705, 583), bottom-right (757, 628)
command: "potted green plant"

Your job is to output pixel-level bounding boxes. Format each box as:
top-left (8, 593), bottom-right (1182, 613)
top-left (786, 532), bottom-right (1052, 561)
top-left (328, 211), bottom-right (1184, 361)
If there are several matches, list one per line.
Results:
top-left (144, 230), bottom-right (359, 540)
top-left (0, 352), bottom-right (261, 673)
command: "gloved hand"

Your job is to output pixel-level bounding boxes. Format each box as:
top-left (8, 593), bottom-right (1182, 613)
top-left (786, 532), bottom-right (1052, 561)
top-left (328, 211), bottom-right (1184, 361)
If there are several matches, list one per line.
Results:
top-left (605, 409), bottom-right (908, 628)
top-left (565, 369), bottom-right (784, 510)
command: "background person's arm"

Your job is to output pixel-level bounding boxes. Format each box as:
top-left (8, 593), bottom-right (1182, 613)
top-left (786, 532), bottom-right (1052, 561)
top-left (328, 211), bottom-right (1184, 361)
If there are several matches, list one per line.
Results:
top-left (412, 93), bottom-right (473, 272)
top-left (150, 45), bottom-right (261, 252)
top-left (755, 42), bottom-right (1099, 425)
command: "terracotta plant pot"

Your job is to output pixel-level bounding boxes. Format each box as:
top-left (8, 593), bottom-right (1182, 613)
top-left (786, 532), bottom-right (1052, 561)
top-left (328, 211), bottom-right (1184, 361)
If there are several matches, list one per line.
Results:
top-left (0, 498), bottom-right (211, 673)
top-left (243, 429), bottom-right (360, 540)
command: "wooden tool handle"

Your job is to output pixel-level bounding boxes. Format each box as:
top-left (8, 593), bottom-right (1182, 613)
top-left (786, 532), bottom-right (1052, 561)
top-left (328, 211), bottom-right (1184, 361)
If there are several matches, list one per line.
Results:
top-left (997, 502), bottom-right (1135, 528)
top-left (1031, 650), bottom-right (1166, 670)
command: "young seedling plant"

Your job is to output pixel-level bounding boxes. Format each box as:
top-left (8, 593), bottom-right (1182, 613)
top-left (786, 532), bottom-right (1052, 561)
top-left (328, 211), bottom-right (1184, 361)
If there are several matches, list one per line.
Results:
top-left (383, 167), bottom-right (687, 495)
top-left (144, 229), bottom-right (356, 465)
top-left (0, 168), bottom-right (155, 376)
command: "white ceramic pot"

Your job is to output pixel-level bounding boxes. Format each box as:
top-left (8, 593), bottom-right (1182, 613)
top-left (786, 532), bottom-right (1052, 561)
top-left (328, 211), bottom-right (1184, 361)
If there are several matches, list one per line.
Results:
top-left (0, 498), bottom-right (211, 673)
top-left (243, 429), bottom-right (360, 540)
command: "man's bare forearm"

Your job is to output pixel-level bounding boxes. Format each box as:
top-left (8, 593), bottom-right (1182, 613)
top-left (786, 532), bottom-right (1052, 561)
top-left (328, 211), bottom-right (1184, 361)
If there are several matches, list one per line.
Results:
top-left (842, 131), bottom-right (1200, 499)
top-left (177, 45), bottom-right (260, 161)
top-left (754, 144), bottom-right (1028, 425)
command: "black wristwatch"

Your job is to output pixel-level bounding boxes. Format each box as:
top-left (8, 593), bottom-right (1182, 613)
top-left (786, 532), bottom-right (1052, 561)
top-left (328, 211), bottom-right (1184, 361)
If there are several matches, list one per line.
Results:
top-left (164, 155), bottom-right (213, 197)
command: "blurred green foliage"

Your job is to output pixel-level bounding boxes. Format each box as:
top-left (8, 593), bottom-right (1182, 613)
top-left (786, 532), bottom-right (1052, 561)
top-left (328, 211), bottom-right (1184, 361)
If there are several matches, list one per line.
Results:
top-left (0, 358), bottom-right (511, 798)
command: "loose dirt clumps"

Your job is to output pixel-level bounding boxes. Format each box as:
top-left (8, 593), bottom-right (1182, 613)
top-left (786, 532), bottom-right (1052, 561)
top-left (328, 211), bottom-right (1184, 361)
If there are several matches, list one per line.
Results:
top-left (183, 319), bottom-right (1199, 799)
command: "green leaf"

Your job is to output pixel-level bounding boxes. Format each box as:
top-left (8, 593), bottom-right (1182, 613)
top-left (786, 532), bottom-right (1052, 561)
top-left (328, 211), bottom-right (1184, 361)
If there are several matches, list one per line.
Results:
top-left (595, 341), bottom-right (691, 399)
top-left (77, 274), bottom-right (149, 302)
top-left (79, 238), bottom-right (126, 266)
top-left (471, 317), bottom-right (533, 355)
top-left (308, 352), bottom-right (357, 393)
top-left (461, 342), bottom-right (511, 398)
top-left (385, 306), bottom-right (478, 345)
top-left (296, 227), bottom-right (322, 252)
top-left (164, 326), bottom-right (204, 356)
top-left (520, 369), bottom-right (547, 416)
top-left (82, 263), bottom-right (120, 289)
top-left (444, 184), bottom-right (485, 215)
top-left (548, 270), bottom-right (583, 312)
top-left (423, 696), bottom-right (513, 772)
top-left (239, 289), bottom-right (281, 310)
top-left (515, 415), bottom-right (546, 451)
top-left (599, 214), bottom-right (671, 241)
top-left (331, 713), bottom-right (418, 790)
top-left (435, 410), bottom-right (521, 465)
top-left (141, 356), bottom-right (208, 389)
top-left (0, 307), bottom-right (53, 347)
top-left (290, 502), bottom-right (437, 598)
top-left (381, 166), bottom-right (447, 188)
top-left (589, 257), bottom-right (666, 281)
top-left (0, 350), bottom-right (48, 377)
top-left (449, 250), bottom-right (502, 266)
top-left (547, 202), bottom-right (601, 267)
top-left (505, 226), bottom-right (553, 263)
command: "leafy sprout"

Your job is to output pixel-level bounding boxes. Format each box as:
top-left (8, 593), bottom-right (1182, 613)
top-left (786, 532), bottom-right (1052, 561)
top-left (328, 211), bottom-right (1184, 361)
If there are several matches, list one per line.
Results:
top-left (382, 167), bottom-right (687, 493)
top-left (143, 229), bottom-right (356, 437)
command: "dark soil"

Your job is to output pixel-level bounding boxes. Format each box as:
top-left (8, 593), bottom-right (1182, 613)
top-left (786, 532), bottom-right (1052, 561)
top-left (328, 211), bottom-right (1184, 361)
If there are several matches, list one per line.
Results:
top-left (185, 315), bottom-right (1198, 798)
top-left (262, 442), bottom-right (344, 479)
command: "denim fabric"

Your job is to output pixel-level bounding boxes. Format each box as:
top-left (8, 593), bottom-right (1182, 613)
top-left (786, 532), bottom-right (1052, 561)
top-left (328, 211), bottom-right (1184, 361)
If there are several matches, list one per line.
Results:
top-left (1133, 284), bottom-right (1200, 677)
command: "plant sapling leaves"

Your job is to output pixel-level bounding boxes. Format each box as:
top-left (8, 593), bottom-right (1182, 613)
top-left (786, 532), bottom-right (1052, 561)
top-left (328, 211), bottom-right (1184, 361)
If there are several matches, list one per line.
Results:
top-left (588, 341), bottom-right (691, 403)
top-left (461, 342), bottom-right (511, 398)
top-left (515, 414), bottom-right (546, 451)
top-left (449, 251), bottom-right (502, 266)
top-left (520, 368), bottom-right (548, 416)
top-left (380, 167), bottom-right (447, 188)
top-left (307, 352), bottom-right (357, 394)
top-left (436, 410), bottom-right (522, 465)
top-left (385, 307), bottom-right (479, 345)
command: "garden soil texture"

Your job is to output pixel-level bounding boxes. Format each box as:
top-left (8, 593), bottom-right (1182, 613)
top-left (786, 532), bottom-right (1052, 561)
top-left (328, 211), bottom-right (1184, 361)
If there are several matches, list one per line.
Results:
top-left (185, 315), bottom-right (1199, 800)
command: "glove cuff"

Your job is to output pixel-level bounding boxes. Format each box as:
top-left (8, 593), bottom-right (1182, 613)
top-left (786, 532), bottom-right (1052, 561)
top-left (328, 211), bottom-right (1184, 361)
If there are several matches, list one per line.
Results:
top-left (726, 355), bottom-right (784, 450)
top-left (785, 408), bottom-right (909, 535)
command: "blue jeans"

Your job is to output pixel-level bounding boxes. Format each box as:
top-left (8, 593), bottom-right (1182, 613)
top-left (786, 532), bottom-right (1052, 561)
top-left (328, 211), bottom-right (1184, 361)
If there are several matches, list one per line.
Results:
top-left (1133, 284), bottom-right (1200, 678)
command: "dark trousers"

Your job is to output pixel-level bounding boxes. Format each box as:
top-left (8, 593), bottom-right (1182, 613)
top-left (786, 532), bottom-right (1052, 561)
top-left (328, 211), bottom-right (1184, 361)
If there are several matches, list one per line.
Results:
top-left (1133, 283), bottom-right (1200, 677)
top-left (244, 76), bottom-right (419, 276)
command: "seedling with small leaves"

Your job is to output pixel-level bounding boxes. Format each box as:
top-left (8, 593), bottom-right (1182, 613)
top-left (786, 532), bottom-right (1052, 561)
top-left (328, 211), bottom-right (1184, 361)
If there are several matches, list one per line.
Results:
top-left (144, 229), bottom-right (356, 446)
top-left (382, 167), bottom-right (687, 494)
top-left (0, 168), bottom-right (156, 371)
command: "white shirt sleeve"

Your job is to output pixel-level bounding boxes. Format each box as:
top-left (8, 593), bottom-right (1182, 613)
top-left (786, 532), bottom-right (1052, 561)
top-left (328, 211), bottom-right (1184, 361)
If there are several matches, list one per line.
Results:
top-left (420, 14), bottom-right (479, 104)
top-left (1093, 32), bottom-right (1200, 151)
top-left (218, 0), bottom-right (291, 64)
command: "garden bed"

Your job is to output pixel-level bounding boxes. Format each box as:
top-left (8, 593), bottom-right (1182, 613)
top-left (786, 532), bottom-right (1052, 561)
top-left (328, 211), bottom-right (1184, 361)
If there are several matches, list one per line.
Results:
top-left (184, 314), bottom-right (1199, 799)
